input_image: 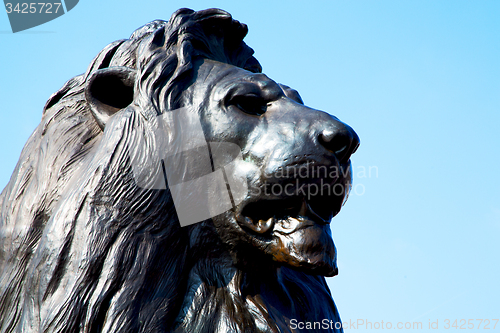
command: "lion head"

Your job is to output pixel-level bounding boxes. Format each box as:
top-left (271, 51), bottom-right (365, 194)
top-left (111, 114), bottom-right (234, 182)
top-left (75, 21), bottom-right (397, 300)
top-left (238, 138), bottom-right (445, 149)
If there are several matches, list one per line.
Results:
top-left (0, 8), bottom-right (358, 333)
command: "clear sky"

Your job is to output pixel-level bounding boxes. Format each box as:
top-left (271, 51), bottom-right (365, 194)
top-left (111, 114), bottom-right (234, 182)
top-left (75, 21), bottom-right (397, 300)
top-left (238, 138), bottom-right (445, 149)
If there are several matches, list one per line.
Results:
top-left (1, 1), bottom-right (499, 331)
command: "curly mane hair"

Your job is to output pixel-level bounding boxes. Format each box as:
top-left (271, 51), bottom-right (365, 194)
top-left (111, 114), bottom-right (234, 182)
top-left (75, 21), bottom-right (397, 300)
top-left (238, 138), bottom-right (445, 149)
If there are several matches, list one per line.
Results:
top-left (0, 8), bottom-right (341, 333)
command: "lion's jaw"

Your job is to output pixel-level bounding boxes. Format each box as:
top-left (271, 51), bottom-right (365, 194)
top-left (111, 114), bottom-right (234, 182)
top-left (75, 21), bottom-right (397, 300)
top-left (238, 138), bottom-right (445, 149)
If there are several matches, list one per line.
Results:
top-left (189, 59), bottom-right (358, 277)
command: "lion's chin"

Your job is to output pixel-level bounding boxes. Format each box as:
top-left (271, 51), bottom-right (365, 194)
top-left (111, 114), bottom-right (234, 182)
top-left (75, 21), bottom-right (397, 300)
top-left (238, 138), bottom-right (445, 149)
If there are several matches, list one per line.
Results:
top-left (271, 218), bottom-right (338, 276)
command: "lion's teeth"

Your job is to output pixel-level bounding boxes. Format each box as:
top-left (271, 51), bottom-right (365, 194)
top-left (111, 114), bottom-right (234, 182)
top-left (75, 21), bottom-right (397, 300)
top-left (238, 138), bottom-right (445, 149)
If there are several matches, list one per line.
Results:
top-left (274, 216), bottom-right (308, 234)
top-left (257, 217), bottom-right (275, 233)
top-left (236, 213), bottom-right (256, 227)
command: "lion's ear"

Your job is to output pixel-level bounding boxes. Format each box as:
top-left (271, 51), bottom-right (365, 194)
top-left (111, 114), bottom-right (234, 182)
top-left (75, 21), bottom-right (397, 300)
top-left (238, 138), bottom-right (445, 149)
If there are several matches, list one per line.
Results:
top-left (85, 67), bottom-right (136, 130)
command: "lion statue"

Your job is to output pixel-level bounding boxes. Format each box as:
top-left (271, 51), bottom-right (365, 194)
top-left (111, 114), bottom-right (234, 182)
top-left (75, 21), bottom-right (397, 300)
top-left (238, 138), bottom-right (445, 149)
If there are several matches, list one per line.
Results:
top-left (0, 8), bottom-right (359, 333)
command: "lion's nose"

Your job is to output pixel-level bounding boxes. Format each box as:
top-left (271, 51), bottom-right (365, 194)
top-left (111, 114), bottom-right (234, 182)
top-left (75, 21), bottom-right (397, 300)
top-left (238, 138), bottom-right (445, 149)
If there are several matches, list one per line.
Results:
top-left (318, 122), bottom-right (360, 163)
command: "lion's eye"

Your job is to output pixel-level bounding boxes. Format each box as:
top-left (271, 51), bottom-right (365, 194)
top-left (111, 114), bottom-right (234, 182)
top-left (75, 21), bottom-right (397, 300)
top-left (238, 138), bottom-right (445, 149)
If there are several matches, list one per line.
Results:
top-left (230, 94), bottom-right (267, 116)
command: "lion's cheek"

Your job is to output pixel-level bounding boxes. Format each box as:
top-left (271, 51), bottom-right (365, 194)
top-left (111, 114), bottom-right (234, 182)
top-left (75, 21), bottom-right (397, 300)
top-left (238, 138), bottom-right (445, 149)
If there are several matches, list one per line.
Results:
top-left (270, 225), bottom-right (338, 276)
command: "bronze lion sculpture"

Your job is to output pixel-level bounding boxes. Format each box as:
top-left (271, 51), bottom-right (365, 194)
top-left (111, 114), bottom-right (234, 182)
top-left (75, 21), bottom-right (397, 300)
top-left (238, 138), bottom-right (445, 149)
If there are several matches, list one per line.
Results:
top-left (0, 8), bottom-right (359, 333)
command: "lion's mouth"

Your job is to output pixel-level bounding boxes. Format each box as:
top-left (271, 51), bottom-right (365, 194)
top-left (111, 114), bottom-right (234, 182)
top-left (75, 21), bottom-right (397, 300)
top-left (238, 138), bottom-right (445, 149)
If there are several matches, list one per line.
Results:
top-left (236, 184), bottom-right (346, 234)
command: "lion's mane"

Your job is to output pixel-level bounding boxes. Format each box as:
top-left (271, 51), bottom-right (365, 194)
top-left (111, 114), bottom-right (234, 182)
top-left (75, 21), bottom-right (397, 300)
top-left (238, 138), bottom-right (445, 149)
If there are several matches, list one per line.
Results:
top-left (0, 8), bottom-right (340, 333)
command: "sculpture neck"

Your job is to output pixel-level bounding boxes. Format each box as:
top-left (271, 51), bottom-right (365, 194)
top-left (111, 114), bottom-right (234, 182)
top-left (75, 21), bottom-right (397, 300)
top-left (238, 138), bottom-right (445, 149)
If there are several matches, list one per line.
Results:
top-left (174, 247), bottom-right (342, 332)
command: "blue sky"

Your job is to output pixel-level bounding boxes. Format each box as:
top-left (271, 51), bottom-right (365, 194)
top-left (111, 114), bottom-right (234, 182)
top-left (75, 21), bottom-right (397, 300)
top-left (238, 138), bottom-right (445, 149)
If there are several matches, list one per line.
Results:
top-left (1, 1), bottom-right (499, 331)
